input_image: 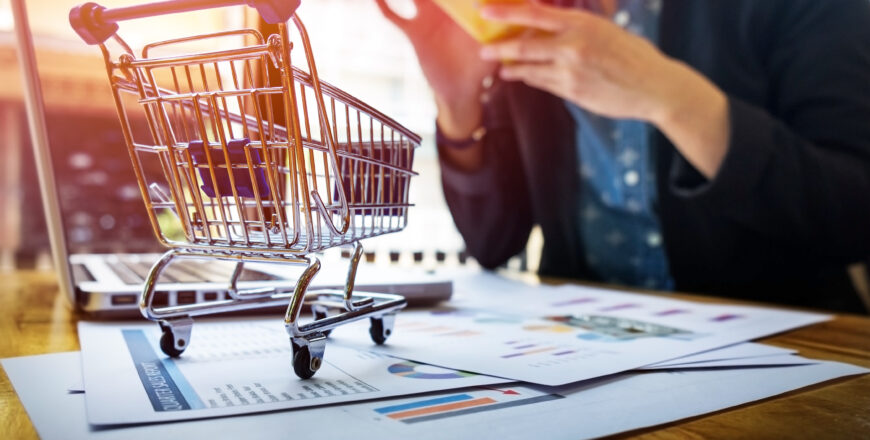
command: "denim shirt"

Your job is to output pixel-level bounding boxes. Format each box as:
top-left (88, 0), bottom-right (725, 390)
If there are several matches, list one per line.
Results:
top-left (565, 0), bottom-right (674, 289)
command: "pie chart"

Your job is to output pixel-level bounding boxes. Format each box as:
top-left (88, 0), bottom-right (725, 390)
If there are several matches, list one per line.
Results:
top-left (387, 361), bottom-right (477, 379)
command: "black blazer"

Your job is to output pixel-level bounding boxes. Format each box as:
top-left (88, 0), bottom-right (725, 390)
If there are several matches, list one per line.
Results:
top-left (439, 0), bottom-right (870, 313)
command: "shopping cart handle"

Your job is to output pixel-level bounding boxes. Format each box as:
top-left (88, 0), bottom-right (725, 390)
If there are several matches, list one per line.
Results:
top-left (70, 0), bottom-right (301, 45)
top-left (69, 2), bottom-right (117, 45)
top-left (245, 0), bottom-right (301, 25)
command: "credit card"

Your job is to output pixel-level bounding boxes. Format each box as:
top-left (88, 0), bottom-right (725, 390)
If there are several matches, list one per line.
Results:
top-left (433, 0), bottom-right (528, 43)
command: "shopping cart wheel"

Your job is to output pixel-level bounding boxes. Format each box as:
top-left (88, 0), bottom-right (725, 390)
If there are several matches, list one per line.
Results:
top-left (159, 330), bottom-right (186, 357)
top-left (291, 337), bottom-right (326, 379)
top-left (369, 317), bottom-right (392, 345)
top-left (292, 346), bottom-right (316, 379)
top-left (157, 318), bottom-right (193, 358)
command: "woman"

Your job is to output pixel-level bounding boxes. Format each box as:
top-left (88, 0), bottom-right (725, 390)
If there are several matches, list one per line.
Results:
top-left (378, 0), bottom-right (870, 313)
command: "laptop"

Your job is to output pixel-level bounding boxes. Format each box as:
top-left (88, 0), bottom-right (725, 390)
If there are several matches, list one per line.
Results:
top-left (68, 252), bottom-right (453, 317)
top-left (13, 4), bottom-right (451, 318)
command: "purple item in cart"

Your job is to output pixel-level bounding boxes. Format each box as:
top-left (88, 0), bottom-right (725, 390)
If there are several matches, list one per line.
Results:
top-left (188, 138), bottom-right (271, 199)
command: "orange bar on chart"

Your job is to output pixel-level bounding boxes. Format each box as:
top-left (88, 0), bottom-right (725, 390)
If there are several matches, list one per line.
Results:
top-left (387, 397), bottom-right (497, 420)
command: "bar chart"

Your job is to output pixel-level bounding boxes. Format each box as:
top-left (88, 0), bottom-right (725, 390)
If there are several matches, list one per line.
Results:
top-left (373, 388), bottom-right (564, 424)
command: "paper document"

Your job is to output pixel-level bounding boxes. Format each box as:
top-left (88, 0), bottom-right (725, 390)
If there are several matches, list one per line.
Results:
top-left (643, 342), bottom-right (795, 368)
top-left (334, 275), bottom-right (829, 385)
top-left (78, 320), bottom-right (508, 425)
top-left (3, 352), bottom-right (866, 440)
top-left (642, 354), bottom-right (817, 370)
top-left (62, 343), bottom-right (810, 391)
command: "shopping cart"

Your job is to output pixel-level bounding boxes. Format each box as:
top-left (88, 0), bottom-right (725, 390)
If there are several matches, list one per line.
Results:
top-left (70, 0), bottom-right (420, 378)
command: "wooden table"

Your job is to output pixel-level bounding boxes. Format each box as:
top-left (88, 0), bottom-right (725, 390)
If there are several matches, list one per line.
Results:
top-left (2, 269), bottom-right (869, 439)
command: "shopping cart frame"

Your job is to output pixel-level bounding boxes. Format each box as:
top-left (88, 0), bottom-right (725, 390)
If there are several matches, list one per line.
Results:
top-left (71, 0), bottom-right (420, 378)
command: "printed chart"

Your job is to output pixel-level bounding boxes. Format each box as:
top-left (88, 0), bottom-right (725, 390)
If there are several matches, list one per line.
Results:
top-left (372, 386), bottom-right (563, 425)
top-left (546, 297), bottom-right (747, 323)
top-left (388, 361), bottom-right (476, 379)
top-left (121, 328), bottom-right (381, 411)
top-left (333, 281), bottom-right (828, 386)
top-left (79, 320), bottom-right (508, 425)
top-left (6, 351), bottom-right (866, 440)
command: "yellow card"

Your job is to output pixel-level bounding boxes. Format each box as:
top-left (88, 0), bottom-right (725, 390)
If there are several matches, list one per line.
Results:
top-left (433, 0), bottom-right (528, 43)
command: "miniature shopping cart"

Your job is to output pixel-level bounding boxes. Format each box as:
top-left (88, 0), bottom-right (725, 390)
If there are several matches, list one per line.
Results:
top-left (70, 0), bottom-right (420, 378)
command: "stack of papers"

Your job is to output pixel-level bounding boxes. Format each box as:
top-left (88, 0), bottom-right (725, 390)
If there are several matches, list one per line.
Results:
top-left (77, 320), bottom-right (510, 424)
top-left (3, 271), bottom-right (868, 439)
top-left (331, 273), bottom-right (830, 385)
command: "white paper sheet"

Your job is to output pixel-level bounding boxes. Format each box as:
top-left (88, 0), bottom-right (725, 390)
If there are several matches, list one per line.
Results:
top-left (65, 345), bottom-right (810, 393)
top-left (642, 354), bottom-right (818, 370)
top-left (78, 320), bottom-right (508, 425)
top-left (644, 342), bottom-right (795, 368)
top-left (61, 342), bottom-right (799, 393)
top-left (3, 352), bottom-right (866, 440)
top-left (333, 274), bottom-right (829, 386)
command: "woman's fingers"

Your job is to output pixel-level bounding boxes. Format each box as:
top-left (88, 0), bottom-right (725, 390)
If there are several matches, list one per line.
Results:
top-left (481, 35), bottom-right (567, 62)
top-left (499, 63), bottom-right (562, 91)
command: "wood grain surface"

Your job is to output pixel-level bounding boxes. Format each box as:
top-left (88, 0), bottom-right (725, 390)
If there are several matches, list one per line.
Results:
top-left (1, 270), bottom-right (868, 439)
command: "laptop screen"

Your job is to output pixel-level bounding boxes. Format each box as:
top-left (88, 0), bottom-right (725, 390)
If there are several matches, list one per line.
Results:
top-left (23, 10), bottom-right (255, 262)
top-left (40, 110), bottom-right (162, 257)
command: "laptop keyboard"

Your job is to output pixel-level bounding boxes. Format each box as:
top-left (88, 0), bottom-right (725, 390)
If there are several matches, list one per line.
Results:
top-left (71, 263), bottom-right (95, 283)
top-left (107, 255), bottom-right (279, 285)
top-left (105, 259), bottom-right (146, 284)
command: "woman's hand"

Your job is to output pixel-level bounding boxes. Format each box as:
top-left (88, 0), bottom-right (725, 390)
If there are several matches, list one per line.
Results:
top-left (376, 0), bottom-right (497, 139)
top-left (479, 2), bottom-right (730, 178)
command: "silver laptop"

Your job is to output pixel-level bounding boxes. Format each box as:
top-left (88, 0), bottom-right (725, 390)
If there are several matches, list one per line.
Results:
top-left (67, 252), bottom-right (451, 317)
top-left (12, 2), bottom-right (451, 318)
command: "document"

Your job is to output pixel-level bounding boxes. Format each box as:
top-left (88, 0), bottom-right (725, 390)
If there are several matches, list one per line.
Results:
top-left (61, 341), bottom-right (799, 394)
top-left (642, 354), bottom-right (817, 369)
top-left (333, 274), bottom-right (829, 385)
top-left (78, 319), bottom-right (508, 425)
top-left (62, 342), bottom-right (808, 393)
top-left (3, 352), bottom-right (866, 440)
top-left (643, 342), bottom-right (795, 368)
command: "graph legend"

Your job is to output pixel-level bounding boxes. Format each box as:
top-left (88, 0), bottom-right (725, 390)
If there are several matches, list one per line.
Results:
top-left (551, 297), bottom-right (597, 307)
top-left (599, 303), bottom-right (640, 312)
top-left (502, 341), bottom-right (559, 359)
top-left (711, 314), bottom-right (744, 322)
top-left (655, 309), bottom-right (689, 316)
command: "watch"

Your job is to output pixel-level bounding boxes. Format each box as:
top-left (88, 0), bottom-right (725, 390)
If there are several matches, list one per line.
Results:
top-left (436, 125), bottom-right (487, 150)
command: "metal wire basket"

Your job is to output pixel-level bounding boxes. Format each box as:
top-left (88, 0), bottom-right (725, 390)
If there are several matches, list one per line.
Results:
top-left (71, 0), bottom-right (420, 378)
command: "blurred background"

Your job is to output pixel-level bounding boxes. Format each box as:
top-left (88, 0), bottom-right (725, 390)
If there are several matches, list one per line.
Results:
top-left (0, 0), bottom-right (539, 273)
top-left (0, 0), bottom-right (866, 305)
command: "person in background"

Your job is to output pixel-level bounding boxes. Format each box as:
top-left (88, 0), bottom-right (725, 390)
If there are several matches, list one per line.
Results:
top-left (377, 0), bottom-right (870, 314)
